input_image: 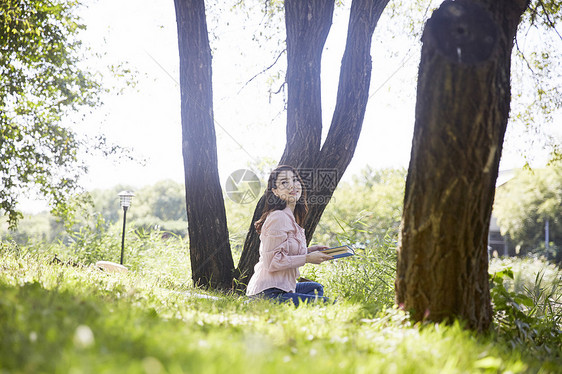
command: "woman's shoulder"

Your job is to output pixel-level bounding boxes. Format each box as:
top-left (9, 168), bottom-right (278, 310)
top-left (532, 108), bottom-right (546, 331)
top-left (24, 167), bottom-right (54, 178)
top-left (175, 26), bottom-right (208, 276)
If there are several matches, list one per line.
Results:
top-left (263, 209), bottom-right (293, 231)
top-left (264, 209), bottom-right (291, 224)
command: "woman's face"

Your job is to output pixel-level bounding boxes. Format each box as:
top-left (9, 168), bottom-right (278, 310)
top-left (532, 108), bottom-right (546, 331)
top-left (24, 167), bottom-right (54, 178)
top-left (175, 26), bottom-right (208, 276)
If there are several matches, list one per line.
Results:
top-left (272, 170), bottom-right (302, 205)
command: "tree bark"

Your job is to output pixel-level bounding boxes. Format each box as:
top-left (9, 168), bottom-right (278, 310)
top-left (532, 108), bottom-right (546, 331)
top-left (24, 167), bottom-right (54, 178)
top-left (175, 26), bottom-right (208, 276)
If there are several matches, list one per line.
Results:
top-left (236, 0), bottom-right (335, 285)
top-left (236, 0), bottom-right (389, 286)
top-left (281, 0), bottom-right (335, 169)
top-left (235, 194), bottom-right (265, 285)
top-left (303, 0), bottom-right (389, 240)
top-left (395, 0), bottom-right (529, 331)
top-left (174, 0), bottom-right (235, 290)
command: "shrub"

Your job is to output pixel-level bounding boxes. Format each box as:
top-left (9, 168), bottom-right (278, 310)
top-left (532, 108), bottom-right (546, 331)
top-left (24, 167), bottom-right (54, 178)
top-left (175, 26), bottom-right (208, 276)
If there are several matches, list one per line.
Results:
top-left (489, 258), bottom-right (562, 362)
top-left (302, 231), bottom-right (397, 314)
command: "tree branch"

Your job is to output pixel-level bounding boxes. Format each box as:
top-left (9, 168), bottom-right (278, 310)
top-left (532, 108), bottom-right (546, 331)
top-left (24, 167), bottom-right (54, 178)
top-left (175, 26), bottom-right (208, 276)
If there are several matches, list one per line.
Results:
top-left (537, 0), bottom-right (562, 41)
top-left (237, 48), bottom-right (286, 95)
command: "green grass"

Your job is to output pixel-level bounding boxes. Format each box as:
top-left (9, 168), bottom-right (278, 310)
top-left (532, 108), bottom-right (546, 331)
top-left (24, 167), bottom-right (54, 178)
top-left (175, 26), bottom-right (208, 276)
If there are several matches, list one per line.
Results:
top-left (0, 240), bottom-right (561, 373)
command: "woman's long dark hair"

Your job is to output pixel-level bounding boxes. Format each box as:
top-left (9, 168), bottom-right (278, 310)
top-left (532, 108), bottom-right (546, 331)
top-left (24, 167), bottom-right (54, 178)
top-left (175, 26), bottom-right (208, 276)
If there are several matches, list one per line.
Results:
top-left (254, 165), bottom-right (308, 234)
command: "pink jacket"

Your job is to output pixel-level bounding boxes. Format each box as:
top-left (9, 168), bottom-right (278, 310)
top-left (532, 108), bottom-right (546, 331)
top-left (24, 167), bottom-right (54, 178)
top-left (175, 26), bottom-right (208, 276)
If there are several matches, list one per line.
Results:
top-left (246, 207), bottom-right (307, 295)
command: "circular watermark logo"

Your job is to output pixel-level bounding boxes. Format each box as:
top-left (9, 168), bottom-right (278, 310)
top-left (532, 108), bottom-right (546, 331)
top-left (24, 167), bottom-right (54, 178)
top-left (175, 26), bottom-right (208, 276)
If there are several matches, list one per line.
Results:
top-left (225, 169), bottom-right (262, 204)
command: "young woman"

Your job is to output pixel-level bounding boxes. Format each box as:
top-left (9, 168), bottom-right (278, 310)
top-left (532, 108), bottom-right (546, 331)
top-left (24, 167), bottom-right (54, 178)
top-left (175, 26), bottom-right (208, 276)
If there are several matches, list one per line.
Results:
top-left (246, 165), bottom-right (333, 305)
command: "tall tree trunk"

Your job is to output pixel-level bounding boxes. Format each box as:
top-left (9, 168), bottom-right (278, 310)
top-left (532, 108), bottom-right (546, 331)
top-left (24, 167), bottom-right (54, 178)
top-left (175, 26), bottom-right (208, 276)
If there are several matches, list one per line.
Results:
top-left (303, 0), bottom-right (389, 239)
top-left (236, 0), bottom-right (335, 285)
top-left (174, 0), bottom-right (235, 290)
top-left (395, 0), bottom-right (529, 331)
top-left (236, 0), bottom-right (389, 286)
top-left (281, 0), bottom-right (334, 168)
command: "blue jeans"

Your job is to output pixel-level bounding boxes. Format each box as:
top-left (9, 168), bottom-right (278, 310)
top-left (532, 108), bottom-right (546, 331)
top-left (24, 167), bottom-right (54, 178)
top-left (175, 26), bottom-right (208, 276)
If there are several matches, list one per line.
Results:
top-left (260, 282), bottom-right (328, 306)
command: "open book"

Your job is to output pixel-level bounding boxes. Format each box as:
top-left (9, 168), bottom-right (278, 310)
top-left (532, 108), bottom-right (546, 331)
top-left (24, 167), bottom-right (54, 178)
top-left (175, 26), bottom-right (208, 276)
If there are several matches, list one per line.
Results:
top-left (321, 245), bottom-right (355, 259)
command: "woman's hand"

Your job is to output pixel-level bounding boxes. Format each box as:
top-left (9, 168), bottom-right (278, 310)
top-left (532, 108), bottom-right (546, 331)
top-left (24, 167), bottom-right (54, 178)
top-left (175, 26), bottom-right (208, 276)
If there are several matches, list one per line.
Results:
top-left (305, 251), bottom-right (333, 264)
top-left (307, 245), bottom-right (328, 253)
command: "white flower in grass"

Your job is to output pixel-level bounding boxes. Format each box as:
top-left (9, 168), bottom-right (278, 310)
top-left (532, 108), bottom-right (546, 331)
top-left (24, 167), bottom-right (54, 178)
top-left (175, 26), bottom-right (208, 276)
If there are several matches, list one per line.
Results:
top-left (142, 357), bottom-right (164, 374)
top-left (73, 325), bottom-right (94, 348)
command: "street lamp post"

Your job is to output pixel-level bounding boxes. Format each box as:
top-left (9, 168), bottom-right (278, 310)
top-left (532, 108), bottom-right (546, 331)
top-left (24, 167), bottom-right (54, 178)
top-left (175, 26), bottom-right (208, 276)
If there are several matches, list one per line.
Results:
top-left (118, 191), bottom-right (135, 265)
top-left (545, 218), bottom-right (550, 251)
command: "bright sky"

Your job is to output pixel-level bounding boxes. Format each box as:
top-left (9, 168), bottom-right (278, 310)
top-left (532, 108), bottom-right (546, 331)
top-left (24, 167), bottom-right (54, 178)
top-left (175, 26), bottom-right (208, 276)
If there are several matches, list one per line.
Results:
top-left (68, 0), bottom-right (560, 195)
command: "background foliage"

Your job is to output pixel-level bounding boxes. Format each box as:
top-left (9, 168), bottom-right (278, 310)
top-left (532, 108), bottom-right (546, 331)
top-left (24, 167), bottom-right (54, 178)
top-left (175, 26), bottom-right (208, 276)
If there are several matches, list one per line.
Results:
top-left (493, 161), bottom-right (562, 261)
top-left (0, 0), bottom-right (135, 230)
top-left (0, 0), bottom-right (102, 227)
top-left (0, 167), bottom-right (405, 249)
top-left (3, 164), bottom-right (560, 267)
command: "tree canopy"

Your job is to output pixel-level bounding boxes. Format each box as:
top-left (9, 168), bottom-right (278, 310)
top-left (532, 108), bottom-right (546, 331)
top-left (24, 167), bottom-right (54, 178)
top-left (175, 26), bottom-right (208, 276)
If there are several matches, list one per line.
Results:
top-left (0, 0), bottom-right (104, 228)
